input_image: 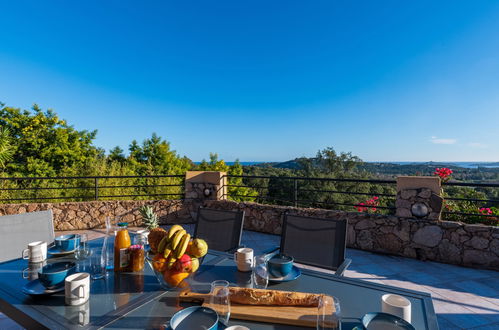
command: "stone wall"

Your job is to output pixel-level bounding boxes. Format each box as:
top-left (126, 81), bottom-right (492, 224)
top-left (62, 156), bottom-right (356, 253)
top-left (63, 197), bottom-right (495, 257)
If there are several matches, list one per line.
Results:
top-left (204, 200), bottom-right (499, 270)
top-left (1, 198), bottom-right (498, 270)
top-left (0, 200), bottom-right (195, 231)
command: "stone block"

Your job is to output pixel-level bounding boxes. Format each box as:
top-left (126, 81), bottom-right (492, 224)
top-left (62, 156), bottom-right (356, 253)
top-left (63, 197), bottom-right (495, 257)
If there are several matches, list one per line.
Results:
top-left (428, 193), bottom-right (443, 213)
top-left (355, 219), bottom-right (376, 230)
top-left (396, 176), bottom-right (441, 194)
top-left (396, 208), bottom-right (412, 218)
top-left (376, 233), bottom-right (402, 253)
top-left (468, 236), bottom-right (489, 250)
top-left (395, 198), bottom-right (412, 209)
top-left (418, 189), bottom-right (432, 199)
top-left (400, 189), bottom-right (417, 199)
top-left (357, 230), bottom-right (373, 250)
top-left (438, 239), bottom-right (461, 263)
top-left (463, 249), bottom-right (498, 266)
top-left (413, 225), bottom-right (443, 247)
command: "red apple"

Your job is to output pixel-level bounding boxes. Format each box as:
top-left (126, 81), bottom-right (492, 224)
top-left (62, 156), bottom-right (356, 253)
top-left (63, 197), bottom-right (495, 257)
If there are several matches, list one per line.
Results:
top-left (173, 254), bottom-right (192, 272)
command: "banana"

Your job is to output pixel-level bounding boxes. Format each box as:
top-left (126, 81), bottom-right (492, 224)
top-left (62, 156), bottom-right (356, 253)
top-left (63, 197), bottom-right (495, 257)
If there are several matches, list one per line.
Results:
top-left (170, 229), bottom-right (186, 250)
top-left (167, 225), bottom-right (184, 240)
top-left (157, 236), bottom-right (170, 255)
top-left (175, 233), bottom-right (191, 259)
top-left (167, 256), bottom-right (177, 269)
top-left (163, 244), bottom-right (173, 259)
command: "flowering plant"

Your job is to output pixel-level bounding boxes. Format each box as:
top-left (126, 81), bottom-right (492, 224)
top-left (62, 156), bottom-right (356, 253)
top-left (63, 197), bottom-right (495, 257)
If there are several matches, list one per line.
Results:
top-left (434, 167), bottom-right (453, 182)
top-left (479, 207), bottom-right (493, 216)
top-left (355, 196), bottom-right (379, 212)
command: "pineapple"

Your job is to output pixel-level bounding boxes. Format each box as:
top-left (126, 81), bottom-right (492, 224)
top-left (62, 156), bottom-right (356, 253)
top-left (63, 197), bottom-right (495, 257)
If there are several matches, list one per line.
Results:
top-left (139, 205), bottom-right (159, 230)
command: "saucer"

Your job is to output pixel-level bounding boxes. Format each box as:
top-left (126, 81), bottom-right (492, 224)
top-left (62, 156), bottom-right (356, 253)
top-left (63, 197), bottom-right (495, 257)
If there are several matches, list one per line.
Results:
top-left (358, 312), bottom-right (415, 330)
top-left (48, 245), bottom-right (76, 256)
top-left (22, 279), bottom-right (65, 296)
top-left (268, 265), bottom-right (301, 282)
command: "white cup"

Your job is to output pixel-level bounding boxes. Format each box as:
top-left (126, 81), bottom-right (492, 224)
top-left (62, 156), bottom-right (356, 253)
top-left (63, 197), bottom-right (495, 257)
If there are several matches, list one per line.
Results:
top-left (381, 294), bottom-right (411, 323)
top-left (65, 300), bottom-right (90, 326)
top-left (65, 273), bottom-right (90, 306)
top-left (22, 241), bottom-right (47, 263)
top-left (234, 248), bottom-right (254, 272)
top-left (22, 260), bottom-right (47, 281)
top-left (225, 326), bottom-right (250, 330)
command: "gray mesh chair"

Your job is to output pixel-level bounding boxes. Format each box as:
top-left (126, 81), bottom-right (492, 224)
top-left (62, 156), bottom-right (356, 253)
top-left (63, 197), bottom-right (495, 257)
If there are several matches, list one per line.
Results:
top-left (0, 210), bottom-right (55, 263)
top-left (274, 213), bottom-right (351, 276)
top-left (194, 207), bottom-right (245, 252)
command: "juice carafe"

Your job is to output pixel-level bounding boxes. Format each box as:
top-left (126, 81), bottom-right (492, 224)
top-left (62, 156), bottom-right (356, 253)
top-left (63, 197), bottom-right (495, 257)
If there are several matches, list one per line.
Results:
top-left (114, 222), bottom-right (131, 271)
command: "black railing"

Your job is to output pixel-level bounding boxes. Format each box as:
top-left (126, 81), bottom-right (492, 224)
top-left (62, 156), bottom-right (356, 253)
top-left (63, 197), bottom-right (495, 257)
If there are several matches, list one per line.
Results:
top-left (224, 174), bottom-right (397, 211)
top-left (0, 175), bottom-right (185, 203)
top-left (1, 173), bottom-right (497, 224)
top-left (224, 175), bottom-right (499, 223)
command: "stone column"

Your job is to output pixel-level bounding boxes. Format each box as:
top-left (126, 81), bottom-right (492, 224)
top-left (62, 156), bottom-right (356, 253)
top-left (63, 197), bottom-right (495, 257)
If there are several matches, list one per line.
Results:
top-left (185, 171), bottom-right (227, 202)
top-left (395, 176), bottom-right (443, 221)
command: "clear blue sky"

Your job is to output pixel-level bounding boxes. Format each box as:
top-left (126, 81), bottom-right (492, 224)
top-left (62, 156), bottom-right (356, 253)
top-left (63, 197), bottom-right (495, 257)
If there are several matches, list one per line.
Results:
top-left (1, 1), bottom-right (499, 162)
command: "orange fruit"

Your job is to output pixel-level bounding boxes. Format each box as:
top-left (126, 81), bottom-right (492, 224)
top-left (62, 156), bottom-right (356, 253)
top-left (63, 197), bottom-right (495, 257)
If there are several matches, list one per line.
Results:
top-left (163, 270), bottom-right (190, 287)
top-left (152, 254), bottom-right (167, 272)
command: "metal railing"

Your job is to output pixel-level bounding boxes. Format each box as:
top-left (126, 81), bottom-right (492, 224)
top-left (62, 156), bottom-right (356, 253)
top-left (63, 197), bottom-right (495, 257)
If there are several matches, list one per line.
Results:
top-left (1, 173), bottom-right (497, 224)
top-left (225, 174), bottom-right (397, 211)
top-left (0, 175), bottom-right (185, 203)
top-left (224, 175), bottom-right (499, 223)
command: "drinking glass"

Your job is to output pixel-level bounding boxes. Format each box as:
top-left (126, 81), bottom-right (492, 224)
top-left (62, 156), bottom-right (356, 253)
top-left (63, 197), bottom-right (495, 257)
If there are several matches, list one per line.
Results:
top-left (252, 255), bottom-right (269, 289)
top-left (317, 295), bottom-right (341, 330)
top-left (75, 233), bottom-right (90, 260)
top-left (90, 248), bottom-right (106, 280)
top-left (209, 280), bottom-right (230, 325)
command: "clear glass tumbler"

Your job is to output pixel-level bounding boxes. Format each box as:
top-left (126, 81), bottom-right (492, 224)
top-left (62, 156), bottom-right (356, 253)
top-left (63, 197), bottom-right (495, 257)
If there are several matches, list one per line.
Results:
top-left (90, 248), bottom-right (106, 280)
top-left (252, 255), bottom-right (269, 289)
top-left (75, 233), bottom-right (90, 260)
top-left (317, 295), bottom-right (341, 330)
top-left (209, 280), bottom-right (230, 325)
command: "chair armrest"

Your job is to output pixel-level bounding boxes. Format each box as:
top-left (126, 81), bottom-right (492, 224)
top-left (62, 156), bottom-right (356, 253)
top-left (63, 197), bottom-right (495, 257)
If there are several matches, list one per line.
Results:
top-left (334, 258), bottom-right (351, 276)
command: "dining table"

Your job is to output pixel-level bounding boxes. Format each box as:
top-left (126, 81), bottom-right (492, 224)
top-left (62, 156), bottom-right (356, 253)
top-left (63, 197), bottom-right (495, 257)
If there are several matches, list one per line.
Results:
top-left (0, 237), bottom-right (439, 329)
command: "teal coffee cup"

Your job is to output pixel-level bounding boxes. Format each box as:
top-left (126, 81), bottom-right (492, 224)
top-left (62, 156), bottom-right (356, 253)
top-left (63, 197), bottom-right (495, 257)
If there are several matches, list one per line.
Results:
top-left (268, 254), bottom-right (294, 278)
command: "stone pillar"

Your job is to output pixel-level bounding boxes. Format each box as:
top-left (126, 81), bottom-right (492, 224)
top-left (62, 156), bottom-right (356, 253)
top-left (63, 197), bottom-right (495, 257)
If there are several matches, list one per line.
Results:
top-left (395, 176), bottom-right (443, 221)
top-left (185, 171), bottom-right (227, 202)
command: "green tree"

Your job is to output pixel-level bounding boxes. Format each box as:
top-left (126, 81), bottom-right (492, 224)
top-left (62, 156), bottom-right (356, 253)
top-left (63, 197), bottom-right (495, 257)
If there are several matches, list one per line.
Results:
top-left (108, 146), bottom-right (126, 163)
top-left (0, 104), bottom-right (100, 177)
top-left (0, 126), bottom-right (14, 169)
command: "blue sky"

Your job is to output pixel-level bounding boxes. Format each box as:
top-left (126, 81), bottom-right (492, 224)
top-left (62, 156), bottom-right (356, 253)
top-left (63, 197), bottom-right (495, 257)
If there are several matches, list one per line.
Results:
top-left (1, 1), bottom-right (499, 162)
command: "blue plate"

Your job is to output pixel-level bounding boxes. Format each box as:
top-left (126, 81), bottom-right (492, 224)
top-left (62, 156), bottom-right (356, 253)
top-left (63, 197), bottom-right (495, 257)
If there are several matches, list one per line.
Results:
top-left (22, 279), bottom-right (65, 296)
top-left (355, 312), bottom-right (415, 330)
top-left (268, 265), bottom-right (301, 282)
top-left (167, 306), bottom-right (219, 330)
top-left (48, 245), bottom-right (76, 256)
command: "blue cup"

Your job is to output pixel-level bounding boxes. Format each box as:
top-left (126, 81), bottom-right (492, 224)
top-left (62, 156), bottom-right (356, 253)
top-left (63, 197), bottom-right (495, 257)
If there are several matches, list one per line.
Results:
top-left (54, 234), bottom-right (80, 251)
top-left (38, 261), bottom-right (76, 288)
top-left (268, 254), bottom-right (294, 278)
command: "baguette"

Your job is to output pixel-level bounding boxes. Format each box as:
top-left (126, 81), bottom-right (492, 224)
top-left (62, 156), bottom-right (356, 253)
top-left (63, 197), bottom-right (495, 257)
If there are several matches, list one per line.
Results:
top-left (228, 287), bottom-right (324, 306)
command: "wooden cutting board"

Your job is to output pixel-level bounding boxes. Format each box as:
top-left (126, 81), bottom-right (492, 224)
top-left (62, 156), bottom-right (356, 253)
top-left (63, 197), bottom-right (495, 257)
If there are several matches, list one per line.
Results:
top-left (178, 290), bottom-right (336, 328)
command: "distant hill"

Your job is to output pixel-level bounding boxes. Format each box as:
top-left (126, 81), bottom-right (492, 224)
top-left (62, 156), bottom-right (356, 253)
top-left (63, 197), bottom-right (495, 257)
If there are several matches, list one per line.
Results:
top-left (246, 160), bottom-right (499, 181)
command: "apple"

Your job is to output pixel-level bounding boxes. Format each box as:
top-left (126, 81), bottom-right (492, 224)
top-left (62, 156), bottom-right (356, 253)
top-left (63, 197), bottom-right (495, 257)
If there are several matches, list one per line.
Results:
top-left (173, 254), bottom-right (192, 272)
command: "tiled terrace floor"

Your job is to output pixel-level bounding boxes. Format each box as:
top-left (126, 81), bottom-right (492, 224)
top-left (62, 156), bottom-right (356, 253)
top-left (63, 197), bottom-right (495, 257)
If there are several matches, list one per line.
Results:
top-left (6, 225), bottom-right (497, 329)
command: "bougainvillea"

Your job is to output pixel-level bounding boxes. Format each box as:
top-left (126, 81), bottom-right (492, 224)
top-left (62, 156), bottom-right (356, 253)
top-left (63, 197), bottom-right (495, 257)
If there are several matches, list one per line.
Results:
top-left (434, 167), bottom-right (453, 182)
top-left (355, 196), bottom-right (379, 212)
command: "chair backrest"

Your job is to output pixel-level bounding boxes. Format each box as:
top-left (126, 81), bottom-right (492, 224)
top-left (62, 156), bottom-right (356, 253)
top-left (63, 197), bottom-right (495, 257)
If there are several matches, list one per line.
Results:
top-left (0, 210), bottom-right (55, 263)
top-left (280, 213), bottom-right (347, 270)
top-left (194, 207), bottom-right (245, 252)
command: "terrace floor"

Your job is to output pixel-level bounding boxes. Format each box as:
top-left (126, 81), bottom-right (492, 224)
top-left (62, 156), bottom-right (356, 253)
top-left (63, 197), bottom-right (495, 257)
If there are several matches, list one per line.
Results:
top-left (4, 225), bottom-right (498, 329)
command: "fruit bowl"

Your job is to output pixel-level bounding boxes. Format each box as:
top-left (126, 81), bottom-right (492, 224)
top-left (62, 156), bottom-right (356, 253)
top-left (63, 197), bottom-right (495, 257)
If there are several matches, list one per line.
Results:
top-left (146, 224), bottom-right (208, 289)
top-left (146, 252), bottom-right (202, 289)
